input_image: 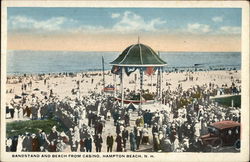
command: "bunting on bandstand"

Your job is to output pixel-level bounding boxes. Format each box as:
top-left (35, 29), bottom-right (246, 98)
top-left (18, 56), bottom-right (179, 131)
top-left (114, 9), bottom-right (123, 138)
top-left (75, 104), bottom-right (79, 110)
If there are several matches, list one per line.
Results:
top-left (125, 67), bottom-right (137, 76)
top-left (111, 66), bottom-right (121, 75)
top-left (112, 65), bottom-right (161, 76)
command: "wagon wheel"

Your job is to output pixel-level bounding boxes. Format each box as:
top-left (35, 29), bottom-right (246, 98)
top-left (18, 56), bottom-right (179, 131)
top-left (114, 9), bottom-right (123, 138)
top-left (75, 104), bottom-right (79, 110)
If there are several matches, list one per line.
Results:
top-left (234, 139), bottom-right (240, 151)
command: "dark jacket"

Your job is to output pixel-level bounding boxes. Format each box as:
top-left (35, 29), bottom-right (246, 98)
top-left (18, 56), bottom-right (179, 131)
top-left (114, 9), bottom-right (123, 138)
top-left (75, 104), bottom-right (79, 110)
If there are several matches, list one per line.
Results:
top-left (152, 125), bottom-right (159, 134)
top-left (115, 135), bottom-right (123, 152)
top-left (106, 135), bottom-right (114, 146)
top-left (84, 138), bottom-right (92, 149)
top-left (23, 136), bottom-right (32, 151)
top-left (94, 136), bottom-right (103, 147)
top-left (32, 137), bottom-right (40, 151)
top-left (129, 132), bottom-right (136, 143)
top-left (122, 130), bottom-right (129, 140)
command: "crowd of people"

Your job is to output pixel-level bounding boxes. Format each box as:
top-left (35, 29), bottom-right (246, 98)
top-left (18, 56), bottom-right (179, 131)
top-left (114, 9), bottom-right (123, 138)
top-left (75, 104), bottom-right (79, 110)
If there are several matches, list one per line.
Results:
top-left (5, 70), bottom-right (241, 153)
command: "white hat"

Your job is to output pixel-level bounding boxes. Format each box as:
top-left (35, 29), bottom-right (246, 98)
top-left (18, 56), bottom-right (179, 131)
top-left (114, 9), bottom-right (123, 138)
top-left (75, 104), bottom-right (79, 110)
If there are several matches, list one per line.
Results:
top-left (60, 132), bottom-right (66, 137)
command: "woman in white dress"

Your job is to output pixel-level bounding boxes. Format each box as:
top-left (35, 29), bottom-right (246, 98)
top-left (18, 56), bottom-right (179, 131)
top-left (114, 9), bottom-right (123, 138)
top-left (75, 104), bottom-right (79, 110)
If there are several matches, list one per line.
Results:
top-left (37, 107), bottom-right (41, 119)
top-left (16, 135), bottom-right (24, 152)
top-left (14, 107), bottom-right (18, 120)
top-left (142, 124), bottom-right (149, 145)
top-left (81, 108), bottom-right (87, 123)
top-left (19, 107), bottom-right (23, 119)
top-left (194, 120), bottom-right (201, 138)
top-left (74, 126), bottom-right (80, 147)
top-left (172, 135), bottom-right (179, 152)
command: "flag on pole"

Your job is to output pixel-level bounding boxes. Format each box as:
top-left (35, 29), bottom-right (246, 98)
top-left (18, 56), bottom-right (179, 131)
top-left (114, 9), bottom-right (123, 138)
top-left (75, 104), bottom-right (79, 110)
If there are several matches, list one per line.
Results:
top-left (144, 67), bottom-right (155, 76)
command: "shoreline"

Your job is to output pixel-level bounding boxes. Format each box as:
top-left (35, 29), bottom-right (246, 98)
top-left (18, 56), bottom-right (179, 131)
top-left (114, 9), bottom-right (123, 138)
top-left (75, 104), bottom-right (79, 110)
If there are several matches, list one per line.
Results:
top-left (6, 66), bottom-right (241, 77)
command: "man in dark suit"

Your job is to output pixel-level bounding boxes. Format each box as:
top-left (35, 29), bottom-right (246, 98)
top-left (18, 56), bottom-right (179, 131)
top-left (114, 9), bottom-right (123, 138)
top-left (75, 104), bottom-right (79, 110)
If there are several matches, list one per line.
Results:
top-left (148, 110), bottom-right (153, 127)
top-left (135, 127), bottom-right (142, 150)
top-left (106, 133), bottom-right (114, 152)
top-left (122, 127), bottom-right (129, 150)
top-left (115, 133), bottom-right (123, 152)
top-left (10, 136), bottom-right (18, 152)
top-left (94, 133), bottom-right (103, 152)
top-left (88, 111), bottom-right (93, 127)
top-left (152, 123), bottom-right (159, 135)
top-left (23, 133), bottom-right (32, 151)
top-left (31, 134), bottom-right (40, 152)
top-left (95, 121), bottom-right (103, 135)
top-left (129, 130), bottom-right (136, 151)
top-left (124, 112), bottom-right (130, 127)
top-left (84, 136), bottom-right (92, 152)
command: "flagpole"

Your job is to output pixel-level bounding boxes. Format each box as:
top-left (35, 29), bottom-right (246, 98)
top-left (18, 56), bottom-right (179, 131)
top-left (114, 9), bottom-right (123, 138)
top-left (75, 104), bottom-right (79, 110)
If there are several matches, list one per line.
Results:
top-left (157, 51), bottom-right (162, 103)
top-left (102, 56), bottom-right (105, 92)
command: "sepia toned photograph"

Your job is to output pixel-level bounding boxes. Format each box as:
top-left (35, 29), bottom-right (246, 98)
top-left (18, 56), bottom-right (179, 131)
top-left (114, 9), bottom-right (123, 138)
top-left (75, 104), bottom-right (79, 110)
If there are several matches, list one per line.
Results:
top-left (1, 1), bottom-right (249, 162)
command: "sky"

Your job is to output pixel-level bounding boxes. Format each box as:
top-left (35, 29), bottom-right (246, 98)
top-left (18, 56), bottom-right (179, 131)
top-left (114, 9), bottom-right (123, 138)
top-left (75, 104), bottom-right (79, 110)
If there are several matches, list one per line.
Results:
top-left (7, 8), bottom-right (242, 52)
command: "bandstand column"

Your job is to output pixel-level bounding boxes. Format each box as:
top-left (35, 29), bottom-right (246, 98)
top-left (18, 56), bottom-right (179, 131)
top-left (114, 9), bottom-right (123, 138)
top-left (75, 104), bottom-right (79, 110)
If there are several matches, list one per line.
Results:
top-left (156, 67), bottom-right (160, 99)
top-left (121, 67), bottom-right (125, 108)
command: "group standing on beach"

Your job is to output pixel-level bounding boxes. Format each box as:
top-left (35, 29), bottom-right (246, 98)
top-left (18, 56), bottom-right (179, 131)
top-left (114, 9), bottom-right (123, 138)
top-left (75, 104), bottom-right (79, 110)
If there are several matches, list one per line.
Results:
top-left (5, 70), bottom-right (241, 152)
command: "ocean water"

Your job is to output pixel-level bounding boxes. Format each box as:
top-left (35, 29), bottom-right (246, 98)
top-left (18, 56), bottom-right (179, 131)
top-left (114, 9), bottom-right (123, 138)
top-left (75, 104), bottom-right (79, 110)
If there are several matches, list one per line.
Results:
top-left (6, 50), bottom-right (241, 75)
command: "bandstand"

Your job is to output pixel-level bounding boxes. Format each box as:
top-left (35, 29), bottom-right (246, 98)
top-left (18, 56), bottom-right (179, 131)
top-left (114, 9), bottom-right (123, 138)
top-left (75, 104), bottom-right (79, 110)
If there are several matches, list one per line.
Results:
top-left (110, 41), bottom-right (167, 109)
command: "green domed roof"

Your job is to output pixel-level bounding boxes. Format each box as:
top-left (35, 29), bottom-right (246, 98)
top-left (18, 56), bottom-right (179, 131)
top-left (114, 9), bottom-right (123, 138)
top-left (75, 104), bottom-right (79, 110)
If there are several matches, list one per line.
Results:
top-left (110, 43), bottom-right (167, 67)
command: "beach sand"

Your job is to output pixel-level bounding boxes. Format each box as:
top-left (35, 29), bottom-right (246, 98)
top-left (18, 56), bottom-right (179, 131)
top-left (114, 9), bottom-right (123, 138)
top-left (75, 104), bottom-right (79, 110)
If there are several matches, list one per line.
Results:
top-left (6, 70), bottom-right (241, 104)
